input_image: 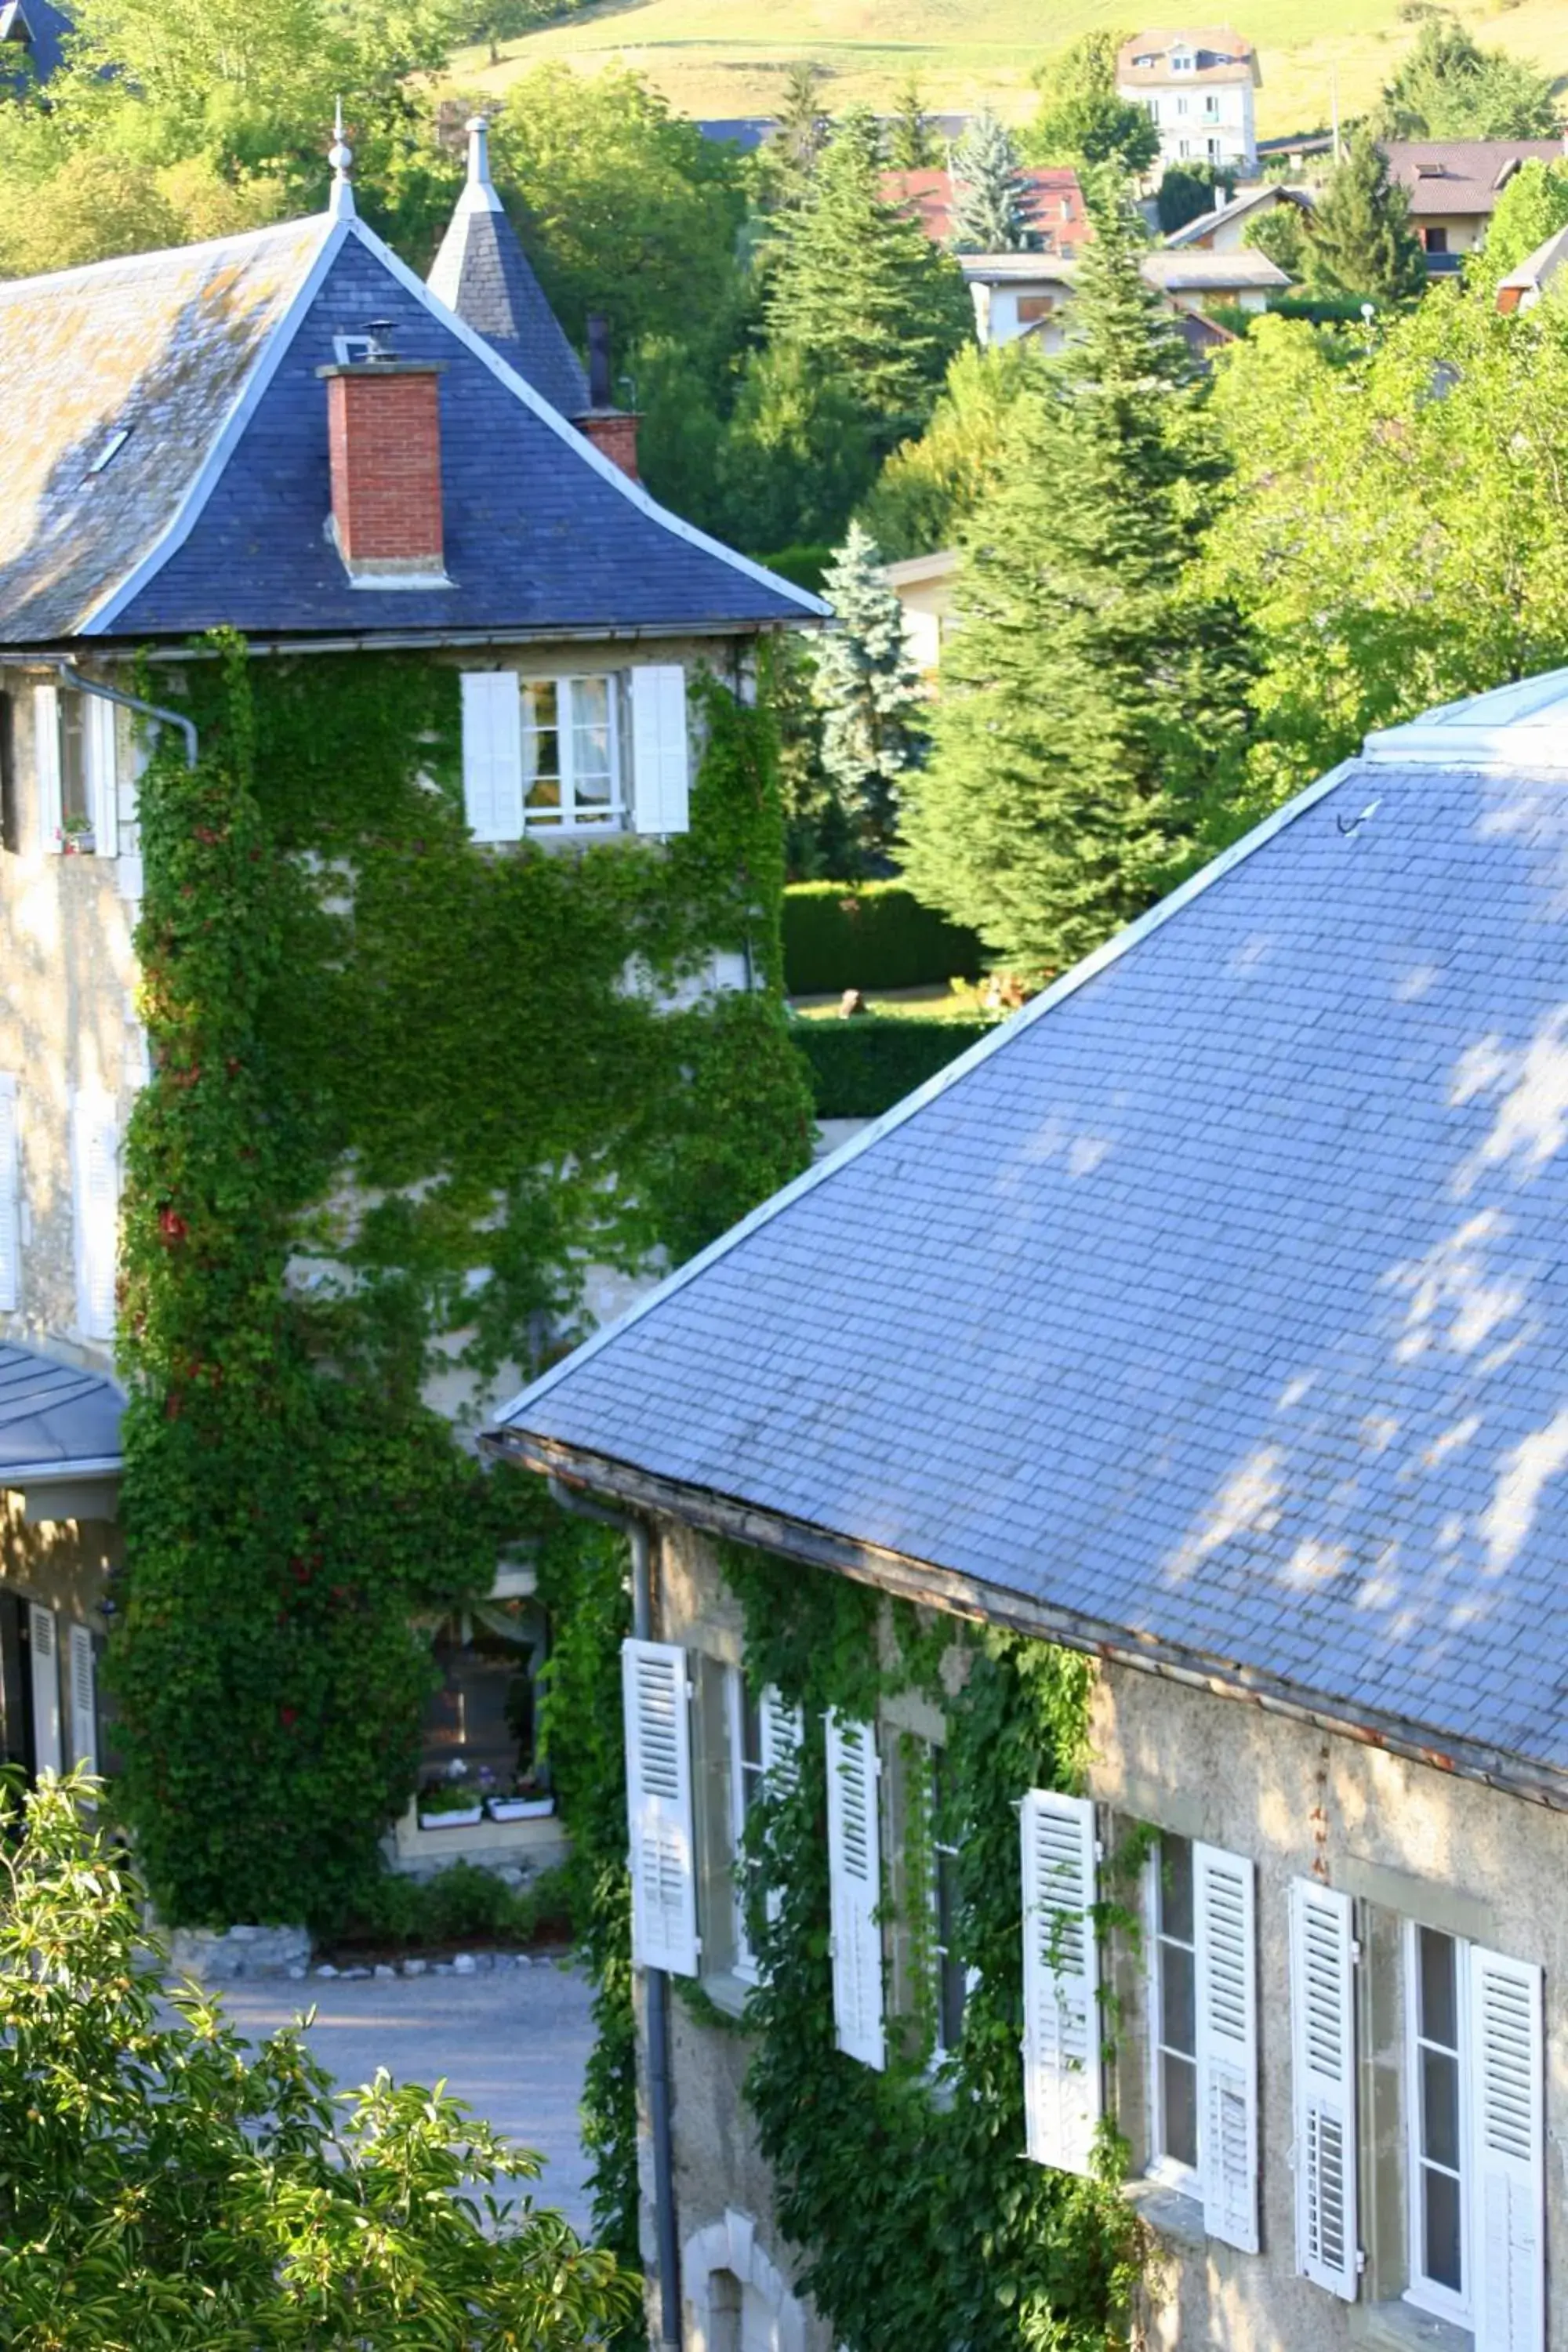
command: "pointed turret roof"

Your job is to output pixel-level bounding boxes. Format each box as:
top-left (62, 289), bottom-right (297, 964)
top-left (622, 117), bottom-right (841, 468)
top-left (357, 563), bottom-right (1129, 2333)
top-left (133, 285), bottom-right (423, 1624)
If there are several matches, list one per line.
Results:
top-left (426, 115), bottom-right (590, 420)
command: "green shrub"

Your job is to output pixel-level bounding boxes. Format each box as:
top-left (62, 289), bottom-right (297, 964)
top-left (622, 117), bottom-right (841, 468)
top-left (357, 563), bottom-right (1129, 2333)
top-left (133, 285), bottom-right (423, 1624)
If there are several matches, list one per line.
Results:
top-left (794, 1013), bottom-right (995, 1118)
top-left (783, 880), bottom-right (983, 993)
top-left (336, 1859), bottom-right (574, 1951)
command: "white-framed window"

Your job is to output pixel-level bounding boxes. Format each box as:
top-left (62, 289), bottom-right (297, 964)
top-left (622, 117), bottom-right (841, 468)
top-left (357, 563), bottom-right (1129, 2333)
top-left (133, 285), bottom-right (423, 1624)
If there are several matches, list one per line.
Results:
top-left (725, 1664), bottom-right (765, 1983)
top-left (34, 682), bottom-right (119, 857)
top-left (1204, 92), bottom-right (1221, 118)
top-left (460, 664), bottom-right (690, 844)
top-left (1149, 1831), bottom-right (1200, 2191)
top-left (1207, 137), bottom-right (1222, 162)
top-left (1171, 46), bottom-right (1195, 71)
top-left (1175, 95), bottom-right (1189, 116)
top-left (1406, 1924), bottom-right (1470, 2322)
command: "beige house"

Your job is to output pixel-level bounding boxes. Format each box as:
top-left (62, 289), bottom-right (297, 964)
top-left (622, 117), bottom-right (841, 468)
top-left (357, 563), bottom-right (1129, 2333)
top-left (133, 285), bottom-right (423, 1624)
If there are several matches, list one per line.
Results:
top-left (960, 245), bottom-right (1287, 352)
top-left (1383, 140), bottom-right (1568, 274)
top-left (492, 667), bottom-right (1568, 2351)
top-left (878, 549), bottom-right (959, 679)
top-left (1117, 27), bottom-right (1261, 174)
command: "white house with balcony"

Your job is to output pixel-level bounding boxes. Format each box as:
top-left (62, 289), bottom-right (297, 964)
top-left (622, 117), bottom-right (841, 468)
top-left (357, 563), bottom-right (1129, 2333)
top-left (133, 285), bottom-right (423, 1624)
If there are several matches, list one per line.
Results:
top-left (1118, 27), bottom-right (1260, 175)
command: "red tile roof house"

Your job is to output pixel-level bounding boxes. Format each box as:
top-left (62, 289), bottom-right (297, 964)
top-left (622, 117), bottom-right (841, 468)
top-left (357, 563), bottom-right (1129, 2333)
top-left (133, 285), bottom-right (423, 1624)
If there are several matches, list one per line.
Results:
top-left (881, 164), bottom-right (1092, 257)
top-left (0, 114), bottom-right (822, 1934)
top-left (491, 670), bottom-right (1568, 2350)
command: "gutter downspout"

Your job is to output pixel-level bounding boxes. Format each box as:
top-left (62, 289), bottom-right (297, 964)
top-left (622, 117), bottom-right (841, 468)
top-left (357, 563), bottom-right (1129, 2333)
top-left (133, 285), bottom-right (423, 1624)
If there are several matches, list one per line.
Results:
top-left (0, 656), bottom-right (199, 768)
top-left (546, 1474), bottom-right (682, 2352)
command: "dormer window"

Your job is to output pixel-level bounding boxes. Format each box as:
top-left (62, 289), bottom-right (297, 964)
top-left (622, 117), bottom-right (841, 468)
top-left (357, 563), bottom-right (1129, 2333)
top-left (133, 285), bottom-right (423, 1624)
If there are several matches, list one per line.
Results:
top-left (1171, 48), bottom-right (1196, 71)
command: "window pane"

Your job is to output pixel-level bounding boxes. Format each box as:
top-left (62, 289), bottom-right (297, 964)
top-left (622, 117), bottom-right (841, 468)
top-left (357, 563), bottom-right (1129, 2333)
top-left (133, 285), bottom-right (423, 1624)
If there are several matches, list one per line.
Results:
top-left (523, 682), bottom-right (561, 816)
top-left (939, 1948), bottom-right (967, 2053)
top-left (740, 1688), bottom-right (762, 1773)
top-left (1161, 1940), bottom-right (1196, 2056)
top-left (1424, 2164), bottom-right (1463, 2293)
top-left (1421, 2045), bottom-right (1461, 2173)
top-left (1419, 1927), bottom-right (1458, 2049)
top-left (60, 695), bottom-right (89, 829)
top-left (1161, 2049), bottom-right (1198, 2169)
top-left (571, 677), bottom-right (614, 813)
top-left (1161, 1833), bottom-right (1194, 1944)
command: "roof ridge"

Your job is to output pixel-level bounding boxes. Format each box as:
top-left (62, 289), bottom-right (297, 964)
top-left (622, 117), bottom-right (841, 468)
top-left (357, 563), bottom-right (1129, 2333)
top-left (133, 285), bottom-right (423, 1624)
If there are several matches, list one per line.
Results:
top-left (494, 752), bottom-right (1361, 1432)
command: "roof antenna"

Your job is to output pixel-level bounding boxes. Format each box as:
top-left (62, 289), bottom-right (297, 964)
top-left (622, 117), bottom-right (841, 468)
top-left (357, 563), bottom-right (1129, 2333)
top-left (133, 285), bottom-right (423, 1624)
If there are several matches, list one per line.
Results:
top-left (328, 96), bottom-right (356, 221)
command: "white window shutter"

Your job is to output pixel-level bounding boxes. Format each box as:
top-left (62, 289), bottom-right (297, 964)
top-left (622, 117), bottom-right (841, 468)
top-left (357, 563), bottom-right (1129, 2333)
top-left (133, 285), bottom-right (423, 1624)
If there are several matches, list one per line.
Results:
top-left (759, 1686), bottom-right (804, 1927)
top-left (1195, 1841), bottom-right (1259, 2252)
top-left (70, 1090), bottom-right (119, 1342)
top-left (630, 665), bottom-right (691, 837)
top-left (1470, 1944), bottom-right (1544, 2352)
top-left (1020, 1788), bottom-right (1101, 2175)
top-left (33, 682), bottom-right (61, 855)
top-left (28, 1604), bottom-right (61, 1778)
top-left (621, 1638), bottom-right (699, 1976)
top-left (86, 695), bottom-right (118, 858)
top-left (825, 1711), bottom-right (885, 2069)
top-left (67, 1623), bottom-right (99, 1777)
top-left (1288, 1878), bottom-right (1359, 2298)
top-left (459, 671), bottom-right (524, 844)
top-left (0, 1076), bottom-right (18, 1312)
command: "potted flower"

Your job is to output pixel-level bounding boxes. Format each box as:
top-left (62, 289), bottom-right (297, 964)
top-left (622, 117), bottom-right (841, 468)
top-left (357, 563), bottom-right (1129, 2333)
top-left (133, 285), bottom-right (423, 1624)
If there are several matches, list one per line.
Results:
top-left (417, 1780), bottom-right (484, 1830)
top-left (486, 1773), bottom-right (554, 1822)
top-left (60, 813), bottom-right (96, 856)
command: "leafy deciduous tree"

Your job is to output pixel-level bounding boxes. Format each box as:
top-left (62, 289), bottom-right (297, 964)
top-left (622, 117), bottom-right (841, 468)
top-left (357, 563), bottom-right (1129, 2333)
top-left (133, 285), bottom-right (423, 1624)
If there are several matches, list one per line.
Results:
top-left (859, 337), bottom-right (1047, 559)
top-left (1374, 10), bottom-right (1559, 140)
top-left (1472, 155), bottom-right (1568, 291)
top-left (1025, 30), bottom-right (1160, 179)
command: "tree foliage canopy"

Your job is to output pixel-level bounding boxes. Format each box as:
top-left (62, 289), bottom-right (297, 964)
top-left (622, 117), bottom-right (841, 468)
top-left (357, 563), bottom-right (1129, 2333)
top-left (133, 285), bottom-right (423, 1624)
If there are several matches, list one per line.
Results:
top-left (1026, 31), bottom-right (1159, 177)
top-left (0, 1773), bottom-right (636, 2350)
top-left (859, 339), bottom-right (1047, 560)
top-left (1374, 11), bottom-right (1559, 140)
top-left (1309, 130), bottom-right (1428, 303)
top-left (1472, 156), bottom-right (1568, 291)
top-left (811, 521), bottom-right (927, 854)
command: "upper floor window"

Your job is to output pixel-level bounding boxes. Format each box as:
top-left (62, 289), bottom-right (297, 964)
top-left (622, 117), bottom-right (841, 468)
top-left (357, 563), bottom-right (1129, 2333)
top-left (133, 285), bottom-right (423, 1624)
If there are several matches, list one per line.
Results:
top-left (461, 663), bottom-right (691, 845)
top-left (1204, 91), bottom-right (1221, 117)
top-left (1149, 1831), bottom-right (1199, 2187)
top-left (1171, 47), bottom-right (1196, 71)
top-left (1407, 1926), bottom-right (1468, 2320)
top-left (928, 1745), bottom-right (966, 2060)
top-left (34, 681), bottom-right (122, 857)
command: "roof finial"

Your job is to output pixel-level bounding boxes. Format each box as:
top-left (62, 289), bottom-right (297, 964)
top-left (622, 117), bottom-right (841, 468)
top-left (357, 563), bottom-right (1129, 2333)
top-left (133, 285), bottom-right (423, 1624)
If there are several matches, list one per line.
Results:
top-left (461, 111), bottom-right (502, 214)
top-left (328, 96), bottom-right (356, 220)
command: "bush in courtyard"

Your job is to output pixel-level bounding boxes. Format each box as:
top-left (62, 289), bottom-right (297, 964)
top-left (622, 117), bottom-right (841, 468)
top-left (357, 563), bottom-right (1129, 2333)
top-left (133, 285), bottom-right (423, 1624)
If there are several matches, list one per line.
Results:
top-left (784, 881), bottom-right (984, 993)
top-left (793, 1013), bottom-right (996, 1118)
top-left (0, 1773), bottom-right (634, 2351)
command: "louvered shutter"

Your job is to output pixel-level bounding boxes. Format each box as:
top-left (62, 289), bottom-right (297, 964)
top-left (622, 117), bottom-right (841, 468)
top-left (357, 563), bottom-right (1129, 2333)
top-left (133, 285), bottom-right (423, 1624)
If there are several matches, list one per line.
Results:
top-left (33, 683), bottom-right (61, 854)
top-left (759, 1686), bottom-right (804, 1928)
top-left (0, 1076), bottom-right (18, 1312)
top-left (1470, 1945), bottom-right (1544, 2352)
top-left (67, 1623), bottom-right (99, 1777)
top-left (1288, 1878), bottom-right (1359, 2297)
top-left (621, 1638), bottom-right (699, 1976)
top-left (71, 1091), bottom-right (118, 1341)
top-left (459, 671), bottom-right (524, 843)
top-left (825, 1711), bottom-right (885, 2069)
top-left (27, 1604), bottom-right (61, 1778)
top-left (1195, 1842), bottom-right (1259, 2251)
top-left (1020, 1789), bottom-right (1101, 2174)
top-left (630, 666), bottom-right (691, 837)
top-left (85, 695), bottom-right (118, 858)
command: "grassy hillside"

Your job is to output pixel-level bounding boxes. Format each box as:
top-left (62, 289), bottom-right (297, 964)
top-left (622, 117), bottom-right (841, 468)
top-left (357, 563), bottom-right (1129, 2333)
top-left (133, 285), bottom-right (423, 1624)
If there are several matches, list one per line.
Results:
top-left (447, 0), bottom-right (1568, 140)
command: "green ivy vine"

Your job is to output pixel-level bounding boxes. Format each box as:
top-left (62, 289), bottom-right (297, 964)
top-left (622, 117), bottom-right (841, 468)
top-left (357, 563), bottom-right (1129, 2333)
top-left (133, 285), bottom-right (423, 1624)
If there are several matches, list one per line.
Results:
top-left (720, 1541), bottom-right (1149, 2351)
top-left (111, 635), bottom-right (814, 1933)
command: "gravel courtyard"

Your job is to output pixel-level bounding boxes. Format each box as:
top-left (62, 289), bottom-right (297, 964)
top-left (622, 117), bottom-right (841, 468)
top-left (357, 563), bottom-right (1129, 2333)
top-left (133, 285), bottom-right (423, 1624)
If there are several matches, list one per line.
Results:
top-left (220, 1958), bottom-right (597, 2234)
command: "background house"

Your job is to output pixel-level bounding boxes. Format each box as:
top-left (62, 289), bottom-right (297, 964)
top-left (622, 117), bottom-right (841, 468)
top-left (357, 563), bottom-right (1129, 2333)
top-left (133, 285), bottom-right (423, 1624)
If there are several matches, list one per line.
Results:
top-left (1163, 181), bottom-right (1312, 251)
top-left (492, 666), bottom-right (1568, 2352)
top-left (960, 245), bottom-right (1287, 350)
top-left (1382, 138), bottom-right (1568, 272)
top-left (0, 119), bottom-right (818, 1878)
top-left (883, 164), bottom-right (1091, 256)
top-left (1117, 27), bottom-right (1261, 174)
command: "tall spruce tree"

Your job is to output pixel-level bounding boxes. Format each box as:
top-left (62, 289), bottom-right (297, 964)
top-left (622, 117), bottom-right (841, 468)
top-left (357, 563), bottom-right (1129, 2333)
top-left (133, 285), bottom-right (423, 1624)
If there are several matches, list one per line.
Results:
top-left (949, 107), bottom-right (1032, 250)
top-left (810, 521), bottom-right (927, 855)
top-left (898, 195), bottom-right (1254, 973)
top-left (763, 107), bottom-right (974, 452)
top-left (1312, 130), bottom-right (1428, 303)
top-left (887, 71), bottom-right (940, 172)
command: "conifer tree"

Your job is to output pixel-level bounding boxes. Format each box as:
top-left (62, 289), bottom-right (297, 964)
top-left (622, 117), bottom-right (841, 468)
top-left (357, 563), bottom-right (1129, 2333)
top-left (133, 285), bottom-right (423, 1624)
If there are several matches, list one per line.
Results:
top-left (810, 521), bottom-right (927, 854)
top-left (898, 195), bottom-right (1254, 974)
top-left (949, 107), bottom-right (1032, 250)
top-left (764, 107), bottom-right (974, 451)
top-left (886, 72), bottom-right (939, 172)
top-left (1312, 130), bottom-right (1427, 303)
top-left (764, 61), bottom-right (830, 213)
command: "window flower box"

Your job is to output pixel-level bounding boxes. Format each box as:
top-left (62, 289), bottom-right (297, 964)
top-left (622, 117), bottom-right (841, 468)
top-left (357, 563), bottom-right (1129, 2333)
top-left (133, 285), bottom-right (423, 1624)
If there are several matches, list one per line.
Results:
top-left (417, 1792), bottom-right (485, 1829)
top-left (486, 1794), bottom-right (554, 1822)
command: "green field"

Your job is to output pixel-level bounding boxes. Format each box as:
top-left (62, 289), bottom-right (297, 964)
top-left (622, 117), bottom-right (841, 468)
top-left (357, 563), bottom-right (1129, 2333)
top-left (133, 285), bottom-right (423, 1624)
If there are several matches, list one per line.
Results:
top-left (448, 0), bottom-right (1568, 137)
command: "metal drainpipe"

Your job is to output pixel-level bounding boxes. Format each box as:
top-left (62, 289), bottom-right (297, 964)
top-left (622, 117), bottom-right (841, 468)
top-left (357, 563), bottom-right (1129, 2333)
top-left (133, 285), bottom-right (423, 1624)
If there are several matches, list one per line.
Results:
top-left (0, 655), bottom-right (200, 769)
top-left (546, 1475), bottom-right (683, 2352)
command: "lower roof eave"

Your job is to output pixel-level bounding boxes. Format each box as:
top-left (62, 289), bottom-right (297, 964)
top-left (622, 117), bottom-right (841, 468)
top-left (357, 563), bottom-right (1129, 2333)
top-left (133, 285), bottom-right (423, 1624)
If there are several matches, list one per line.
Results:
top-left (486, 1425), bottom-right (1568, 1817)
top-left (0, 618), bottom-right (813, 664)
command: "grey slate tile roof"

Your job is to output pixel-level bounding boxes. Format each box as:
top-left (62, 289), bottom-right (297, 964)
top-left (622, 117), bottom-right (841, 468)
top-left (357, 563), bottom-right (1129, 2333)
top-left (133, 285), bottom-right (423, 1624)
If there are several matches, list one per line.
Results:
top-left (0, 1342), bottom-right (123, 1482)
top-left (499, 681), bottom-right (1568, 1782)
top-left (0, 208), bottom-right (819, 644)
top-left (426, 184), bottom-right (590, 419)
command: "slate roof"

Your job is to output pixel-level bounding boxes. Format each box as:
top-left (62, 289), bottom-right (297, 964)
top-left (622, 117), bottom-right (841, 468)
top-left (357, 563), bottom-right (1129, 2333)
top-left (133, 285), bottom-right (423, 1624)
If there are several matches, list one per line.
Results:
top-left (0, 1342), bottom-right (123, 1483)
top-left (495, 673), bottom-right (1568, 1792)
top-left (0, 205), bottom-right (820, 645)
top-left (426, 127), bottom-right (590, 419)
top-left (1384, 140), bottom-right (1568, 219)
top-left (1, 0), bottom-right (71, 85)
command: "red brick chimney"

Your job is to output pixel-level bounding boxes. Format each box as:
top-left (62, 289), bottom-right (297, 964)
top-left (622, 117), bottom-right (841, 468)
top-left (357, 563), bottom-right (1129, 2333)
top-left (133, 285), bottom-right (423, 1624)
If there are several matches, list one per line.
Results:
top-left (574, 311), bottom-right (641, 481)
top-left (317, 325), bottom-right (449, 581)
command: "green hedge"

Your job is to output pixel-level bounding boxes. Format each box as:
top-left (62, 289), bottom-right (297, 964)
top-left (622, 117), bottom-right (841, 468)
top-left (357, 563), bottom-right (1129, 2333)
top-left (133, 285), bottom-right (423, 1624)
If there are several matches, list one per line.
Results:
top-left (793, 1014), bottom-right (996, 1119)
top-left (783, 883), bottom-right (984, 995)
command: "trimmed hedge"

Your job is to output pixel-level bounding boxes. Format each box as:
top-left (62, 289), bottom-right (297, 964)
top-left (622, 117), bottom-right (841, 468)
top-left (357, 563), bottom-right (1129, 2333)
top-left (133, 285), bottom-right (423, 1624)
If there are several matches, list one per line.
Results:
top-left (784, 882), bottom-right (985, 995)
top-left (793, 1014), bottom-right (996, 1120)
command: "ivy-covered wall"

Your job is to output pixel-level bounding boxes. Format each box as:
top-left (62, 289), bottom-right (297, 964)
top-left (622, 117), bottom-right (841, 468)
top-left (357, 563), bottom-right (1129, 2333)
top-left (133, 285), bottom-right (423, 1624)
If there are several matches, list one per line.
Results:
top-left (111, 633), bottom-right (814, 1930)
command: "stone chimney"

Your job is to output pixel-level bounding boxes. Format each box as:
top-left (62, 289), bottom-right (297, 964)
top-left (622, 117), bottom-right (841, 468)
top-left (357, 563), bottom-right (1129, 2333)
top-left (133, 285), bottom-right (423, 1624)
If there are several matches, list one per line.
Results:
top-left (575, 310), bottom-right (641, 481)
top-left (316, 321), bottom-right (448, 583)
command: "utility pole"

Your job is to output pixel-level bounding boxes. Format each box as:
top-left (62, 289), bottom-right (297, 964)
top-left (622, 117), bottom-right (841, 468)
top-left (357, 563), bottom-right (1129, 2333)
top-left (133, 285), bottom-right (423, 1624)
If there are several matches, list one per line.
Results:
top-left (1330, 63), bottom-right (1342, 165)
